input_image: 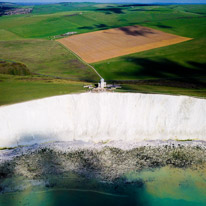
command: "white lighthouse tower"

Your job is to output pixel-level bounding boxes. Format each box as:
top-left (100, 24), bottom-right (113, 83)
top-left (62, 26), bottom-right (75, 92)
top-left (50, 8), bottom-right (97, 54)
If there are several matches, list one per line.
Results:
top-left (98, 78), bottom-right (106, 89)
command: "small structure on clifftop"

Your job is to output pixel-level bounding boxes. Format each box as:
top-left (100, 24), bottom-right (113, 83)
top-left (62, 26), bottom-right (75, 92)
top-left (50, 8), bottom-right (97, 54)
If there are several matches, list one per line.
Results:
top-left (98, 78), bottom-right (106, 89)
top-left (84, 78), bottom-right (121, 92)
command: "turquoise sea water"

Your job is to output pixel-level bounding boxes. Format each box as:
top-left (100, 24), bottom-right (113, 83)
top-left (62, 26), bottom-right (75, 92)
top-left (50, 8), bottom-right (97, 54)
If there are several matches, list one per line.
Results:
top-left (0, 166), bottom-right (206, 206)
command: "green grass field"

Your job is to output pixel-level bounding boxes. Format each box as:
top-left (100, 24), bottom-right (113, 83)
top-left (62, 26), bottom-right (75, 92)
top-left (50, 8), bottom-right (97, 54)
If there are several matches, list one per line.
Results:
top-left (93, 15), bottom-right (206, 82)
top-left (118, 84), bottom-right (206, 98)
top-left (0, 39), bottom-right (98, 81)
top-left (0, 74), bottom-right (89, 105)
top-left (91, 4), bottom-right (206, 97)
top-left (0, 3), bottom-right (206, 105)
top-left (0, 4), bottom-right (204, 39)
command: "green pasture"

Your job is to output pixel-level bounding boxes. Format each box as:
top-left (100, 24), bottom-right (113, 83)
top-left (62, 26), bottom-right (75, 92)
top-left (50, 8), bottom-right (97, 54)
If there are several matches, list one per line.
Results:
top-left (93, 13), bottom-right (206, 86)
top-left (118, 84), bottom-right (206, 98)
top-left (0, 39), bottom-right (98, 81)
top-left (94, 37), bottom-right (206, 82)
top-left (0, 3), bottom-right (205, 105)
top-left (0, 74), bottom-right (88, 105)
top-left (93, 12), bottom-right (206, 97)
top-left (0, 4), bottom-right (204, 40)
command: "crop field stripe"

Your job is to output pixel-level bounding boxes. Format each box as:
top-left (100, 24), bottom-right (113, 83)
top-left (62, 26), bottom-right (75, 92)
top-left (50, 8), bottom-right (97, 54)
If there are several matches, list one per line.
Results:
top-left (57, 25), bottom-right (192, 63)
top-left (119, 37), bottom-right (192, 57)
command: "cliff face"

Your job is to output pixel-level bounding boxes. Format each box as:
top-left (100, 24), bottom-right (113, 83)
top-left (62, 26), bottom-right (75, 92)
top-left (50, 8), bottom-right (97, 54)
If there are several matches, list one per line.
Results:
top-left (0, 93), bottom-right (206, 147)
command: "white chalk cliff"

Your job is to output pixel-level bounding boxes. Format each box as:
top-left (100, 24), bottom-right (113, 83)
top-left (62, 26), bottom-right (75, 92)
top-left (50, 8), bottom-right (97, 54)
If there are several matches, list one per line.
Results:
top-left (0, 93), bottom-right (206, 147)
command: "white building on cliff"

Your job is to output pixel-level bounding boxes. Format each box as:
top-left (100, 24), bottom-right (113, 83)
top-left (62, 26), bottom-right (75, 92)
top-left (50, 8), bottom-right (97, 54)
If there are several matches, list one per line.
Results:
top-left (98, 78), bottom-right (106, 89)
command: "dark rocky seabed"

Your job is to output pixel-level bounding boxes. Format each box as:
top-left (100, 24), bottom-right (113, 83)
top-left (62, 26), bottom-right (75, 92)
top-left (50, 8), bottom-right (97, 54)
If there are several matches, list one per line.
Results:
top-left (0, 140), bottom-right (206, 206)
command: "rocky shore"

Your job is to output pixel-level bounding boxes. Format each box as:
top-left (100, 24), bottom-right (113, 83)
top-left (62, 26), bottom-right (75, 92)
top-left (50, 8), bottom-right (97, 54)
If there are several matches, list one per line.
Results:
top-left (0, 140), bottom-right (206, 182)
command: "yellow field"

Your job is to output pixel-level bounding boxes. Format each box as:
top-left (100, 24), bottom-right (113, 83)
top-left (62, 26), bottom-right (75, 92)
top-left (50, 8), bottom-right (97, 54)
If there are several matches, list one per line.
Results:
top-left (57, 26), bottom-right (192, 63)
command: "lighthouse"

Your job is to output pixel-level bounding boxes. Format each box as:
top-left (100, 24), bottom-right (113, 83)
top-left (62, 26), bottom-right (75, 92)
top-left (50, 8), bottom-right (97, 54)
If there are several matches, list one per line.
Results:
top-left (98, 78), bottom-right (106, 89)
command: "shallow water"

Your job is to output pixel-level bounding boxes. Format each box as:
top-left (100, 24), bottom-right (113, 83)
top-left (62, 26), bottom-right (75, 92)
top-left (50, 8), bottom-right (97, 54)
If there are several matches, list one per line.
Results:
top-left (0, 166), bottom-right (206, 206)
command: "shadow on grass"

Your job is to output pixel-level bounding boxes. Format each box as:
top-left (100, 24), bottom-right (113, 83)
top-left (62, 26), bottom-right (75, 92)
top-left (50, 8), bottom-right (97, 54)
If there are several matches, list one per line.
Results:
top-left (113, 57), bottom-right (206, 86)
top-left (96, 7), bottom-right (124, 14)
top-left (95, 24), bottom-right (108, 29)
top-left (154, 24), bottom-right (173, 29)
top-left (119, 4), bottom-right (159, 7)
top-left (78, 24), bottom-right (110, 31)
top-left (79, 25), bottom-right (157, 37)
top-left (78, 26), bottom-right (94, 30)
top-left (78, 24), bottom-right (156, 36)
top-left (118, 26), bottom-right (154, 36)
top-left (131, 9), bottom-right (164, 12)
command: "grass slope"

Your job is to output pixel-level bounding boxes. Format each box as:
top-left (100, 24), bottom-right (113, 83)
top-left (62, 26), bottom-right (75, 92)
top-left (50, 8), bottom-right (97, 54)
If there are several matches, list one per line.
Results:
top-left (92, 7), bottom-right (206, 97)
top-left (0, 3), bottom-right (205, 104)
top-left (0, 4), bottom-right (203, 39)
top-left (0, 39), bottom-right (98, 82)
top-left (93, 16), bottom-right (206, 81)
top-left (0, 29), bottom-right (23, 41)
top-left (0, 74), bottom-right (88, 105)
top-left (118, 84), bottom-right (206, 98)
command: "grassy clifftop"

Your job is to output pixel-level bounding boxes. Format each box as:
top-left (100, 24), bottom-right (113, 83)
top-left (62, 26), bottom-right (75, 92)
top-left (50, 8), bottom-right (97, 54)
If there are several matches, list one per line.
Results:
top-left (0, 3), bottom-right (205, 105)
top-left (0, 74), bottom-right (88, 105)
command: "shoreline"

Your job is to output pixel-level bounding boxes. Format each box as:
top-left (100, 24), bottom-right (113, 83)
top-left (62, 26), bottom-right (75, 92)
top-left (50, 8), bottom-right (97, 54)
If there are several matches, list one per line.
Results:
top-left (0, 140), bottom-right (206, 179)
top-left (1, 139), bottom-right (206, 162)
top-left (0, 140), bottom-right (206, 196)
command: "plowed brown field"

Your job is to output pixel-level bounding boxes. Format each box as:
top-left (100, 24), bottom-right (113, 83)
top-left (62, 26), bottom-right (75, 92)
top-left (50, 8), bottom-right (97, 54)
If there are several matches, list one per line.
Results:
top-left (57, 26), bottom-right (192, 63)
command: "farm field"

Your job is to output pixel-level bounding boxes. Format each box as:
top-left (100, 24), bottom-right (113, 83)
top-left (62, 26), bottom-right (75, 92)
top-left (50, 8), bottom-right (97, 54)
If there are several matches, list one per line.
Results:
top-left (57, 25), bottom-right (191, 63)
top-left (0, 3), bottom-right (206, 104)
top-left (0, 3), bottom-right (204, 39)
top-left (92, 16), bottom-right (206, 91)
